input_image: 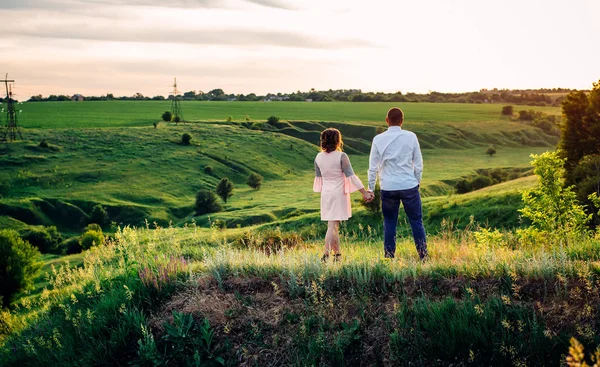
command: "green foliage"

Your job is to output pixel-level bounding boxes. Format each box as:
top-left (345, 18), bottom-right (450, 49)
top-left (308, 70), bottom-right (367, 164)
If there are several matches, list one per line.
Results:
top-left (61, 236), bottom-right (82, 254)
top-left (519, 151), bottom-right (590, 237)
top-left (19, 226), bottom-right (62, 254)
top-left (0, 230), bottom-right (41, 307)
top-left (216, 178), bottom-right (234, 203)
top-left (174, 115), bottom-right (182, 123)
top-left (79, 230), bottom-right (104, 250)
top-left (203, 165), bottom-right (213, 174)
top-left (152, 121), bottom-right (159, 129)
top-left (89, 204), bottom-right (109, 228)
top-left (226, 116), bottom-right (233, 123)
top-left (161, 111), bottom-right (172, 122)
top-left (267, 116), bottom-right (280, 125)
top-left (38, 140), bottom-right (49, 148)
top-left (486, 146), bottom-right (496, 156)
top-left (236, 228), bottom-right (304, 254)
top-left (246, 172), bottom-right (263, 190)
top-left (501, 105), bottom-right (514, 116)
top-left (195, 190), bottom-right (222, 215)
top-left (181, 133), bottom-right (192, 145)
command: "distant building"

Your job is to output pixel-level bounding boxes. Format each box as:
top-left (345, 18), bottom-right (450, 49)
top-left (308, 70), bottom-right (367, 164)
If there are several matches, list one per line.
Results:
top-left (71, 94), bottom-right (84, 101)
top-left (305, 99), bottom-right (313, 102)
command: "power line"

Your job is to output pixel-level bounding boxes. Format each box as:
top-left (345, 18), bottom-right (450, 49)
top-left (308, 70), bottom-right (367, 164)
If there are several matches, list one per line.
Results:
top-left (0, 74), bottom-right (23, 143)
top-left (170, 77), bottom-right (183, 123)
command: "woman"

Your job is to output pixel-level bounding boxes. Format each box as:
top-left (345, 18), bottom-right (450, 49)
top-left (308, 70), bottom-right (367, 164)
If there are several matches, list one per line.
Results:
top-left (313, 128), bottom-right (373, 262)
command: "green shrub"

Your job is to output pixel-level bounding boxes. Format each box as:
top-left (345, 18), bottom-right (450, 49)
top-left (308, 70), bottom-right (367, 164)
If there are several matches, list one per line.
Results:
top-left (19, 226), bottom-right (62, 254)
top-left (161, 111), bottom-right (172, 122)
top-left (90, 204), bottom-right (109, 228)
top-left (247, 172), bottom-right (264, 190)
top-left (174, 115), bottom-right (182, 123)
top-left (486, 147), bottom-right (496, 156)
top-left (0, 229), bottom-right (41, 307)
top-left (216, 178), bottom-right (234, 203)
top-left (470, 175), bottom-right (493, 190)
top-left (39, 139), bottom-right (49, 148)
top-left (181, 133), bottom-right (192, 145)
top-left (61, 236), bottom-right (82, 255)
top-left (501, 105), bottom-right (514, 116)
top-left (195, 190), bottom-right (223, 215)
top-left (204, 166), bottom-right (213, 174)
top-left (267, 116), bottom-right (280, 125)
top-left (85, 223), bottom-right (102, 233)
top-left (226, 116), bottom-right (233, 122)
top-left (80, 230), bottom-right (104, 250)
top-left (153, 122), bottom-right (159, 129)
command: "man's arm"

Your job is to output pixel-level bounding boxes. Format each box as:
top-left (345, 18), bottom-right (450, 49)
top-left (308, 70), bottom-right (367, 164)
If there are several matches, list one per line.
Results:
top-left (367, 139), bottom-right (380, 191)
top-left (413, 136), bottom-right (423, 184)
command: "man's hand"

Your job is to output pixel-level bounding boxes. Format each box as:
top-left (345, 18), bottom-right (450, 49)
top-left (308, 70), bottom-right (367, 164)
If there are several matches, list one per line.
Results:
top-left (363, 191), bottom-right (375, 203)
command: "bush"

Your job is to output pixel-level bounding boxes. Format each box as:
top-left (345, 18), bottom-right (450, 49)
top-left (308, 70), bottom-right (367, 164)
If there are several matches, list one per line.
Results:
top-left (247, 172), bottom-right (264, 190)
top-left (195, 190), bottom-right (223, 215)
top-left (181, 133), bottom-right (192, 145)
top-left (204, 166), bottom-right (213, 174)
top-left (501, 105), bottom-right (514, 116)
top-left (486, 147), bottom-right (496, 156)
top-left (61, 236), bottom-right (83, 255)
top-left (80, 230), bottom-right (104, 250)
top-left (39, 139), bottom-right (49, 148)
top-left (153, 122), bottom-right (159, 129)
top-left (267, 116), bottom-right (280, 125)
top-left (86, 223), bottom-right (102, 232)
top-left (161, 111), bottom-right (172, 122)
top-left (19, 226), bottom-right (62, 254)
top-left (216, 178), bottom-right (234, 203)
top-left (173, 115), bottom-right (182, 123)
top-left (0, 229), bottom-right (41, 306)
top-left (226, 116), bottom-right (233, 122)
top-left (470, 175), bottom-right (493, 190)
top-left (90, 204), bottom-right (109, 228)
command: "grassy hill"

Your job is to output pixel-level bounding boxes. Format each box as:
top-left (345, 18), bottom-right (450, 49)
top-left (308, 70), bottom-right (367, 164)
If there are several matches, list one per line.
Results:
top-left (17, 101), bottom-right (560, 128)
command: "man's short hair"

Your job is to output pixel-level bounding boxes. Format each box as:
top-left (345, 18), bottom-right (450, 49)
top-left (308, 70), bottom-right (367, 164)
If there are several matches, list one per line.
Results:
top-left (387, 108), bottom-right (404, 125)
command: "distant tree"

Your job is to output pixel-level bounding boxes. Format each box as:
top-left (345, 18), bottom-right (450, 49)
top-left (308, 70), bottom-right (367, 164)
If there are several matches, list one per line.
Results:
top-left (245, 115), bottom-right (251, 122)
top-left (226, 116), bottom-right (233, 123)
top-left (204, 166), bottom-right (213, 174)
top-left (39, 139), bottom-right (49, 148)
top-left (153, 122), bottom-right (159, 129)
top-left (0, 229), bottom-right (41, 307)
top-left (470, 175), bottom-right (493, 190)
top-left (216, 178), bottom-right (234, 203)
top-left (90, 204), bottom-right (109, 228)
top-left (181, 133), bottom-right (192, 145)
top-left (501, 105), bottom-right (514, 116)
top-left (486, 147), bottom-right (497, 156)
top-left (19, 226), bottom-right (62, 254)
top-left (195, 190), bottom-right (222, 215)
top-left (162, 111), bottom-right (173, 122)
top-left (80, 230), bottom-right (104, 250)
top-left (267, 116), bottom-right (280, 125)
top-left (247, 172), bottom-right (264, 190)
top-left (152, 95), bottom-right (165, 101)
top-left (173, 115), bottom-right (182, 123)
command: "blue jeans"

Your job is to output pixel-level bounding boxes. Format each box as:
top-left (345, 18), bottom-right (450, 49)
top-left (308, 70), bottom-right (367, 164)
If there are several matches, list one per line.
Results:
top-left (381, 186), bottom-right (427, 259)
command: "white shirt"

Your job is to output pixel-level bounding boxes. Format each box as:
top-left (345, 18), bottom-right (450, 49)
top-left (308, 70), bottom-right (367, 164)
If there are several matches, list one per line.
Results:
top-left (367, 126), bottom-right (423, 191)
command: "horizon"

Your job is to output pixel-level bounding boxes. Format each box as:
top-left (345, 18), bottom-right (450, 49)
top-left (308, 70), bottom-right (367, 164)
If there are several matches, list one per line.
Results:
top-left (1, 0), bottom-right (599, 99)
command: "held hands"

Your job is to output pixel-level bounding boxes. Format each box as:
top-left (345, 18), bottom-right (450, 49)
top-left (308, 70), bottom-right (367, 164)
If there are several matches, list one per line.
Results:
top-left (362, 190), bottom-right (375, 203)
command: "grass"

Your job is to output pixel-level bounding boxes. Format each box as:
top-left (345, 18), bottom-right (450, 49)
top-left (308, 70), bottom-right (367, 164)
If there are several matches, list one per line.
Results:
top-left (1, 225), bottom-right (599, 365)
top-left (18, 101), bottom-right (560, 129)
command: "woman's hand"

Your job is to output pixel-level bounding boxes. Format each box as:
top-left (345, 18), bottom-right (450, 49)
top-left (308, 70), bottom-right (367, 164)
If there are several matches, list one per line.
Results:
top-left (361, 190), bottom-right (375, 203)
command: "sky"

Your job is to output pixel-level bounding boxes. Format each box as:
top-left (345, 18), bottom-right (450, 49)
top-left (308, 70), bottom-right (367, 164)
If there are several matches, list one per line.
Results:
top-left (1, 0), bottom-right (599, 98)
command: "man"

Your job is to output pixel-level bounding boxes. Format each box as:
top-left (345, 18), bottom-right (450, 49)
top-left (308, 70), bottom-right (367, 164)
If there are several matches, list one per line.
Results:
top-left (367, 107), bottom-right (428, 260)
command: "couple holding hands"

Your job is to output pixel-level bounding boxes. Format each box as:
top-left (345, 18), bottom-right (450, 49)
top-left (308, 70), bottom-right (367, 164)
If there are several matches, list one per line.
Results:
top-left (313, 108), bottom-right (428, 262)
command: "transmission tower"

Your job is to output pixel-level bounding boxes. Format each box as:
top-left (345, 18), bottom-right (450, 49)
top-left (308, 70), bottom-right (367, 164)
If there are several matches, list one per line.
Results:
top-left (170, 78), bottom-right (183, 123)
top-left (0, 74), bottom-right (22, 143)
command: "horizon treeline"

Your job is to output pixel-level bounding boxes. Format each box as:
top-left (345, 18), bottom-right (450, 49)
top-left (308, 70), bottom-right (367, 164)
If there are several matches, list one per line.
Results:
top-left (25, 87), bottom-right (580, 106)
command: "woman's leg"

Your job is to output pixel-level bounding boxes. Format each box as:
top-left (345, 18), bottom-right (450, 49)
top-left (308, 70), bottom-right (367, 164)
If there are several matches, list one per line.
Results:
top-left (324, 220), bottom-right (340, 255)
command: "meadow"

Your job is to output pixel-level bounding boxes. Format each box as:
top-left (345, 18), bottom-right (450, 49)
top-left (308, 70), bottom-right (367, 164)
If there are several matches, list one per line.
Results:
top-left (4, 100), bottom-right (592, 365)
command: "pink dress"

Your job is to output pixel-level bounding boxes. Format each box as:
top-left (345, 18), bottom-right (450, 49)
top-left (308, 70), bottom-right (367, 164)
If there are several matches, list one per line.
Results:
top-left (313, 151), bottom-right (365, 221)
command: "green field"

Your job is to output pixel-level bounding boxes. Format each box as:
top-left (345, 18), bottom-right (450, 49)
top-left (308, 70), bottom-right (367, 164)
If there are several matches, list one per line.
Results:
top-left (17, 101), bottom-right (560, 128)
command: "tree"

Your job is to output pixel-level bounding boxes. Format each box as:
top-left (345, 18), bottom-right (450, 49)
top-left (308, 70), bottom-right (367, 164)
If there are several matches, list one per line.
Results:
top-left (216, 178), bottom-right (234, 203)
top-left (90, 204), bottom-right (109, 227)
top-left (519, 151), bottom-right (590, 237)
top-left (195, 190), bottom-right (223, 215)
top-left (247, 172), bottom-right (263, 190)
top-left (80, 230), bottom-right (104, 250)
top-left (486, 147), bottom-right (496, 156)
top-left (181, 133), bottom-right (192, 145)
top-left (501, 105), bottom-right (514, 116)
top-left (162, 111), bottom-right (173, 122)
top-left (267, 116), bottom-right (280, 125)
top-left (0, 230), bottom-right (41, 306)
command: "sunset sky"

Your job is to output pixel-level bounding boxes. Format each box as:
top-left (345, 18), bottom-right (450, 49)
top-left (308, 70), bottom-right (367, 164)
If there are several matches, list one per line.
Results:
top-left (1, 0), bottom-right (599, 98)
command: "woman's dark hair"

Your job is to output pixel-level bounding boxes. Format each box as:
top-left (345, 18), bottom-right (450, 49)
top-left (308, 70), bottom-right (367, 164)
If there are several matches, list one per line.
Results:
top-left (320, 128), bottom-right (343, 153)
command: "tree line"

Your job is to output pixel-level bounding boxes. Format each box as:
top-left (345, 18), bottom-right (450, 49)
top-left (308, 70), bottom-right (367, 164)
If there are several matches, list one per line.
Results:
top-left (26, 87), bottom-right (582, 106)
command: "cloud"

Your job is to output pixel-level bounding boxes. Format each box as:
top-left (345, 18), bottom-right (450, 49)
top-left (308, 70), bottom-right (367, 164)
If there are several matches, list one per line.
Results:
top-left (0, 0), bottom-right (296, 10)
top-left (2, 23), bottom-right (375, 50)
